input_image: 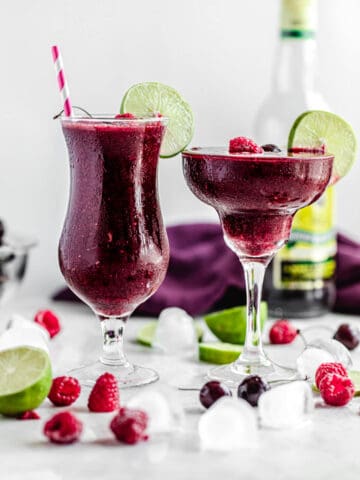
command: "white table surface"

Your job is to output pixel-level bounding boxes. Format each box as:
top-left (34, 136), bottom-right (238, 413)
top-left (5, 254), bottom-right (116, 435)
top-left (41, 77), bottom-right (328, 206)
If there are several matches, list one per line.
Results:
top-left (1, 298), bottom-right (360, 480)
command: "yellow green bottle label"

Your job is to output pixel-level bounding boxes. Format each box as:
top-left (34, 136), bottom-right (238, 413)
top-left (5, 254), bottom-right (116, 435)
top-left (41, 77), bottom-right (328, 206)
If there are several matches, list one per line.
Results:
top-left (273, 187), bottom-right (336, 290)
top-left (281, 0), bottom-right (317, 39)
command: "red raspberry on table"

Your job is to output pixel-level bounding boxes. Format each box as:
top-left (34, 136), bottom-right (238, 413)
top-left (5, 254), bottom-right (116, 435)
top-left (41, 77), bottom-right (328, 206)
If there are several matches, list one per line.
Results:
top-left (110, 407), bottom-right (149, 445)
top-left (43, 411), bottom-right (83, 444)
top-left (115, 113), bottom-right (136, 119)
top-left (315, 362), bottom-right (348, 389)
top-left (34, 310), bottom-right (61, 338)
top-left (88, 372), bottom-right (120, 412)
top-left (319, 373), bottom-right (355, 407)
top-left (48, 376), bottom-right (81, 407)
top-left (269, 320), bottom-right (298, 344)
top-left (17, 410), bottom-right (40, 420)
top-left (229, 136), bottom-right (263, 154)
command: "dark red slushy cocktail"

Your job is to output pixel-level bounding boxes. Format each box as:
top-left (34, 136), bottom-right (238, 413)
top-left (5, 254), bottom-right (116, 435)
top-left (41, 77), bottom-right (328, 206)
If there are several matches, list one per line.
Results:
top-left (59, 116), bottom-right (168, 387)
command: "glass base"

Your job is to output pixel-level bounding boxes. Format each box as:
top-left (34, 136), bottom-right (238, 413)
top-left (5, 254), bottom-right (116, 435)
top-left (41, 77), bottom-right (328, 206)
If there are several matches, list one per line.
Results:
top-left (208, 358), bottom-right (299, 387)
top-left (68, 360), bottom-right (159, 389)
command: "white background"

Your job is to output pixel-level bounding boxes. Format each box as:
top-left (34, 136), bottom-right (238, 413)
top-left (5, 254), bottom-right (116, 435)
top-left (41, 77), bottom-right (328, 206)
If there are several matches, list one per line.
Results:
top-left (1, 0), bottom-right (359, 297)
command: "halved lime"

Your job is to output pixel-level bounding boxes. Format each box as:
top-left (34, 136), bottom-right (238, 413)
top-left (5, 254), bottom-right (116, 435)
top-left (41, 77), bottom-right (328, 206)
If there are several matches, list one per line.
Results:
top-left (204, 302), bottom-right (268, 345)
top-left (0, 346), bottom-right (52, 416)
top-left (312, 370), bottom-right (360, 396)
top-left (120, 82), bottom-right (194, 158)
top-left (288, 110), bottom-right (357, 183)
top-left (199, 342), bottom-right (242, 364)
top-left (136, 320), bottom-right (203, 347)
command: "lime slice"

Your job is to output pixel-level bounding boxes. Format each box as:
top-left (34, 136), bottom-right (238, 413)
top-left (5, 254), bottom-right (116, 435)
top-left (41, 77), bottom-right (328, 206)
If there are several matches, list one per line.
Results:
top-left (199, 342), bottom-right (242, 364)
top-left (288, 110), bottom-right (357, 183)
top-left (349, 371), bottom-right (360, 397)
top-left (120, 82), bottom-right (194, 158)
top-left (204, 302), bottom-right (268, 345)
top-left (312, 370), bottom-right (360, 396)
top-left (136, 320), bottom-right (203, 347)
top-left (0, 346), bottom-right (52, 416)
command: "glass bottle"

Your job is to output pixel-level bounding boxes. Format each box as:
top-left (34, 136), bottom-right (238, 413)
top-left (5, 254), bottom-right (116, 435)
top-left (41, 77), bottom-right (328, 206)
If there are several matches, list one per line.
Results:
top-left (254, 0), bottom-right (336, 318)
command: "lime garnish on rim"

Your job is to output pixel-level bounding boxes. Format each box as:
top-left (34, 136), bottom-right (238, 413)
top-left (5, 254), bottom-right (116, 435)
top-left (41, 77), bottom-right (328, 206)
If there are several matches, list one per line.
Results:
top-left (0, 346), bottom-right (52, 416)
top-left (120, 82), bottom-right (194, 158)
top-left (288, 110), bottom-right (357, 183)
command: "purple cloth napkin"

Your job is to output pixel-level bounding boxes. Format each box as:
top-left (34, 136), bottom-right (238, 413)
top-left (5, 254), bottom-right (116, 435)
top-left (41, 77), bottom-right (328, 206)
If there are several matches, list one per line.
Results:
top-left (52, 224), bottom-right (360, 316)
top-left (333, 233), bottom-right (360, 314)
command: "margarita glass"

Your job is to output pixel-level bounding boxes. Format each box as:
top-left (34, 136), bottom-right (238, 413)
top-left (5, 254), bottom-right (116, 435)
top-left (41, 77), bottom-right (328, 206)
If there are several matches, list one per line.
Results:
top-left (182, 147), bottom-right (333, 383)
top-left (59, 115), bottom-right (169, 387)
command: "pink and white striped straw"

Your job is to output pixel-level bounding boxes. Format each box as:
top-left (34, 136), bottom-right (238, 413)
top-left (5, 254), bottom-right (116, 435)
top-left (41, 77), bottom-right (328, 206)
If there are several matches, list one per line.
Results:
top-left (51, 45), bottom-right (72, 117)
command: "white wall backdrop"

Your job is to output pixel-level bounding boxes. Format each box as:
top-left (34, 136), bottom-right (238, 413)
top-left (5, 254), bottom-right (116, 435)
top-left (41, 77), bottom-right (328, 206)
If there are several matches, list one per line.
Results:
top-left (1, 0), bottom-right (359, 297)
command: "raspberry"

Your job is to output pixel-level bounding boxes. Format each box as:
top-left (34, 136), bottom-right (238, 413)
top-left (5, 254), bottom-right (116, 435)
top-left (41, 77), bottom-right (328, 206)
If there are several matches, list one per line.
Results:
top-left (315, 362), bottom-right (348, 389)
top-left (88, 372), bottom-right (120, 412)
top-left (48, 376), bottom-right (81, 406)
top-left (115, 113), bottom-right (136, 119)
top-left (110, 407), bottom-right (148, 445)
top-left (229, 136), bottom-right (263, 154)
top-left (269, 320), bottom-right (298, 344)
top-left (319, 373), bottom-right (355, 407)
top-left (17, 410), bottom-right (40, 420)
top-left (34, 310), bottom-right (61, 338)
top-left (43, 411), bottom-right (83, 444)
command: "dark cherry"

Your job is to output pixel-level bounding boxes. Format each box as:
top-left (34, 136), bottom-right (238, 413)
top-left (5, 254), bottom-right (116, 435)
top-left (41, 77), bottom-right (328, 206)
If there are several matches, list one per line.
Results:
top-left (237, 375), bottom-right (270, 407)
top-left (0, 220), bottom-right (5, 246)
top-left (199, 380), bottom-right (232, 409)
top-left (333, 324), bottom-right (360, 351)
top-left (261, 144), bottom-right (282, 153)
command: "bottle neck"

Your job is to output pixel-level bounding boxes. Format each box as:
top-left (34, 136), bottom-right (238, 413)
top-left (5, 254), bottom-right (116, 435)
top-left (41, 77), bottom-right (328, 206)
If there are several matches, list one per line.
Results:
top-left (280, 0), bottom-right (317, 39)
top-left (273, 0), bottom-right (318, 93)
top-left (274, 39), bottom-right (317, 93)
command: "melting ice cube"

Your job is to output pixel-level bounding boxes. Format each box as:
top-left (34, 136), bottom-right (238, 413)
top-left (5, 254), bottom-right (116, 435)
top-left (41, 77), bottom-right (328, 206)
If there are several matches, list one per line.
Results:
top-left (0, 314), bottom-right (49, 353)
top-left (154, 307), bottom-right (197, 356)
top-left (306, 338), bottom-right (352, 369)
top-left (198, 397), bottom-right (258, 451)
top-left (296, 338), bottom-right (352, 381)
top-left (127, 387), bottom-right (184, 434)
top-left (258, 381), bottom-right (314, 429)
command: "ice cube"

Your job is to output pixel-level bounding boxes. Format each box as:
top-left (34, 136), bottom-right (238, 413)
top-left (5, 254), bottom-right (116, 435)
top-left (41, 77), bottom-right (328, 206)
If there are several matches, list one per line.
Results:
top-left (306, 338), bottom-right (352, 369)
top-left (127, 387), bottom-right (184, 434)
top-left (145, 438), bottom-right (170, 464)
top-left (296, 346), bottom-right (333, 381)
top-left (0, 315), bottom-right (49, 354)
top-left (7, 314), bottom-right (50, 341)
top-left (258, 381), bottom-right (313, 429)
top-left (296, 338), bottom-right (352, 381)
top-left (198, 397), bottom-right (258, 451)
top-left (154, 307), bottom-right (197, 356)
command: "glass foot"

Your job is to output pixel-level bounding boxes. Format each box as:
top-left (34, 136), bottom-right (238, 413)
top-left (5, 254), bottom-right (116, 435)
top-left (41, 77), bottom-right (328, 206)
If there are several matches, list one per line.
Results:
top-left (208, 359), bottom-right (299, 387)
top-left (68, 361), bottom-right (159, 389)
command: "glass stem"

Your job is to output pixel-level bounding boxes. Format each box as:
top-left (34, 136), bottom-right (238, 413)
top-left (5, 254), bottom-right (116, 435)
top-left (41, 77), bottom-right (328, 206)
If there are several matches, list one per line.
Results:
top-left (98, 315), bottom-right (130, 367)
top-left (238, 260), bottom-right (270, 367)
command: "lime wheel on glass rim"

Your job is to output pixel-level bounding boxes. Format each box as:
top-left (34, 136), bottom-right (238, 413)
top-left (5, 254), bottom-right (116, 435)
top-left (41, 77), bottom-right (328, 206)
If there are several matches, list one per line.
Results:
top-left (120, 82), bottom-right (194, 158)
top-left (288, 110), bottom-right (357, 184)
